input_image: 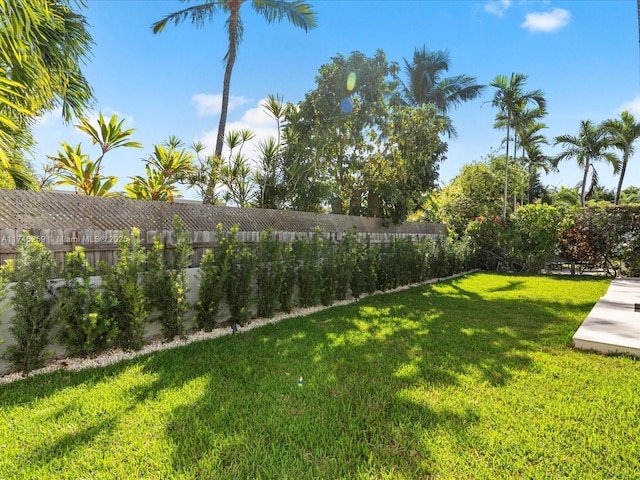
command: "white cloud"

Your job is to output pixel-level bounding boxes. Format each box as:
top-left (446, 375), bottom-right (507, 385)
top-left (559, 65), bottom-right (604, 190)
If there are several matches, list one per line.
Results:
top-left (192, 93), bottom-right (251, 117)
top-left (484, 0), bottom-right (511, 17)
top-left (521, 8), bottom-right (570, 32)
top-left (196, 97), bottom-right (279, 160)
top-left (620, 95), bottom-right (640, 116)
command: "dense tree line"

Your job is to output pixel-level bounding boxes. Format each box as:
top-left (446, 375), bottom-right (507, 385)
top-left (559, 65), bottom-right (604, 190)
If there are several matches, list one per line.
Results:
top-left (2, 1), bottom-right (639, 226)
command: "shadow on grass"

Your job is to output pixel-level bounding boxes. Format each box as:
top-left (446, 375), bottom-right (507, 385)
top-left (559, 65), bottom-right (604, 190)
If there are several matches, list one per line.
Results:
top-left (0, 273), bottom-right (610, 478)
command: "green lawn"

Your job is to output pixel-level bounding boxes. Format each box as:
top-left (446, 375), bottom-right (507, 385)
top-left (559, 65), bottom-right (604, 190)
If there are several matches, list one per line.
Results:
top-left (2, 273), bottom-right (639, 479)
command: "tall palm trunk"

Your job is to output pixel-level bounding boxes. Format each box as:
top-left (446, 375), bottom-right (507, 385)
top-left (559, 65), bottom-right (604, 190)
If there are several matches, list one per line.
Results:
top-left (580, 159), bottom-right (590, 207)
top-left (206, 2), bottom-right (240, 204)
top-left (502, 124), bottom-right (510, 219)
top-left (615, 153), bottom-right (629, 205)
top-left (216, 4), bottom-right (240, 158)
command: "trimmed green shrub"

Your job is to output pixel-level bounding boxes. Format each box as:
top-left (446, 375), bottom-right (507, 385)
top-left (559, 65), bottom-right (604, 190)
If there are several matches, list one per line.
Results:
top-left (465, 215), bottom-right (508, 271)
top-left (296, 230), bottom-right (322, 307)
top-left (100, 228), bottom-right (148, 350)
top-left (0, 259), bottom-right (13, 346)
top-left (55, 246), bottom-right (117, 357)
top-left (319, 235), bottom-right (337, 306)
top-left (195, 224), bottom-right (230, 331)
top-left (256, 229), bottom-right (283, 318)
top-left (278, 242), bottom-right (296, 314)
top-left (558, 206), bottom-right (640, 276)
top-left (335, 230), bottom-right (356, 301)
top-left (360, 237), bottom-right (379, 295)
top-left (4, 236), bottom-right (57, 373)
top-left (508, 204), bottom-right (562, 273)
top-left (225, 226), bottom-right (256, 326)
top-left (144, 215), bottom-right (193, 341)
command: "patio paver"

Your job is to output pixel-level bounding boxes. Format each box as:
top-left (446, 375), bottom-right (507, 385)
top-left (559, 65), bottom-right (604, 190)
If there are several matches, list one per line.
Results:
top-left (573, 277), bottom-right (640, 356)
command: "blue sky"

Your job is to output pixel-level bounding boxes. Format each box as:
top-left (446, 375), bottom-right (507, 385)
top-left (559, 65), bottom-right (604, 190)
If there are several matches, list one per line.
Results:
top-left (33, 0), bottom-right (639, 200)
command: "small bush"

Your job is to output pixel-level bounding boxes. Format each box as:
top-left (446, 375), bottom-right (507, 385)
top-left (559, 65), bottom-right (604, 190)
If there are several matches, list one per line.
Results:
top-left (0, 259), bottom-right (13, 346)
top-left (255, 230), bottom-right (283, 318)
top-left (4, 236), bottom-right (57, 373)
top-left (360, 238), bottom-right (379, 295)
top-left (144, 215), bottom-right (193, 341)
top-left (296, 230), bottom-right (322, 307)
top-left (335, 230), bottom-right (356, 301)
top-left (100, 228), bottom-right (148, 350)
top-left (278, 243), bottom-right (297, 314)
top-left (55, 247), bottom-right (117, 356)
top-left (225, 226), bottom-right (256, 326)
top-left (195, 224), bottom-right (230, 331)
top-left (319, 235), bottom-right (337, 306)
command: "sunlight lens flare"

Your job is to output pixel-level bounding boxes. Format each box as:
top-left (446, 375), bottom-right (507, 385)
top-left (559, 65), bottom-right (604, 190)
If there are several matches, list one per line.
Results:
top-left (346, 71), bottom-right (357, 91)
top-left (340, 97), bottom-right (353, 114)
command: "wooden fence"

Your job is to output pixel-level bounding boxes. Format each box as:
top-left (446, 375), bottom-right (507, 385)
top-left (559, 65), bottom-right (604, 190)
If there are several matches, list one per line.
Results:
top-left (0, 190), bottom-right (446, 268)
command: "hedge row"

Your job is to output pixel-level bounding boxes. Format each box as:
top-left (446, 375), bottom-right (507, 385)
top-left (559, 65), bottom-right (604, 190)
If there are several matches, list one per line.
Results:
top-left (0, 216), bottom-right (471, 374)
top-left (465, 204), bottom-right (640, 276)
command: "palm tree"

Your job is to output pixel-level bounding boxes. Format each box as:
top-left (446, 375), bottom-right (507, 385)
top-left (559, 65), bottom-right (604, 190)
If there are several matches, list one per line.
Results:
top-left (48, 113), bottom-right (142, 196)
top-left (1, 0), bottom-right (94, 173)
top-left (553, 120), bottom-right (620, 207)
top-left (490, 73), bottom-right (546, 218)
top-left (399, 45), bottom-right (484, 137)
top-left (517, 114), bottom-right (549, 204)
top-left (601, 110), bottom-right (640, 205)
top-left (400, 46), bottom-right (485, 113)
top-left (126, 137), bottom-right (195, 203)
top-left (49, 143), bottom-right (119, 196)
top-left (152, 0), bottom-right (317, 203)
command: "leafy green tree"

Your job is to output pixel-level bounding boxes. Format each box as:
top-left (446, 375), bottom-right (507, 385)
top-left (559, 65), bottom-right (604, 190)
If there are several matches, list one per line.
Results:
top-left (364, 103), bottom-right (447, 223)
top-left (553, 120), bottom-right (619, 207)
top-left (297, 50), bottom-right (400, 215)
top-left (508, 204), bottom-right (562, 272)
top-left (253, 95), bottom-right (289, 209)
top-left (490, 73), bottom-right (546, 218)
top-left (437, 162), bottom-right (502, 233)
top-left (296, 50), bottom-right (447, 222)
top-left (152, 0), bottom-right (317, 203)
top-left (436, 155), bottom-right (528, 234)
top-left (602, 111), bottom-right (640, 205)
top-left (277, 100), bottom-right (330, 212)
top-left (0, 0), bottom-right (94, 171)
top-left (48, 113), bottom-right (142, 196)
top-left (398, 45), bottom-right (484, 137)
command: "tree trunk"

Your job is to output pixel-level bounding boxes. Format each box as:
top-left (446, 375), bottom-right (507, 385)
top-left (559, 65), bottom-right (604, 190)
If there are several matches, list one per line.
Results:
top-left (502, 124), bottom-right (510, 219)
top-left (368, 189), bottom-right (381, 218)
top-left (349, 190), bottom-right (362, 216)
top-left (615, 153), bottom-right (629, 205)
top-left (580, 159), bottom-right (590, 207)
top-left (330, 196), bottom-right (344, 215)
top-left (205, 2), bottom-right (240, 204)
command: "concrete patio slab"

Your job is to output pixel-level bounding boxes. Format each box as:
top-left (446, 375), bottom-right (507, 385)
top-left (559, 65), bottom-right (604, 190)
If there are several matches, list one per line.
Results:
top-left (573, 277), bottom-right (640, 356)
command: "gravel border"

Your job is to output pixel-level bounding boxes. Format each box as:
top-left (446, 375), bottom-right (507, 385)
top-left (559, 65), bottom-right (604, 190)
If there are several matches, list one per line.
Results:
top-left (0, 272), bottom-right (474, 385)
